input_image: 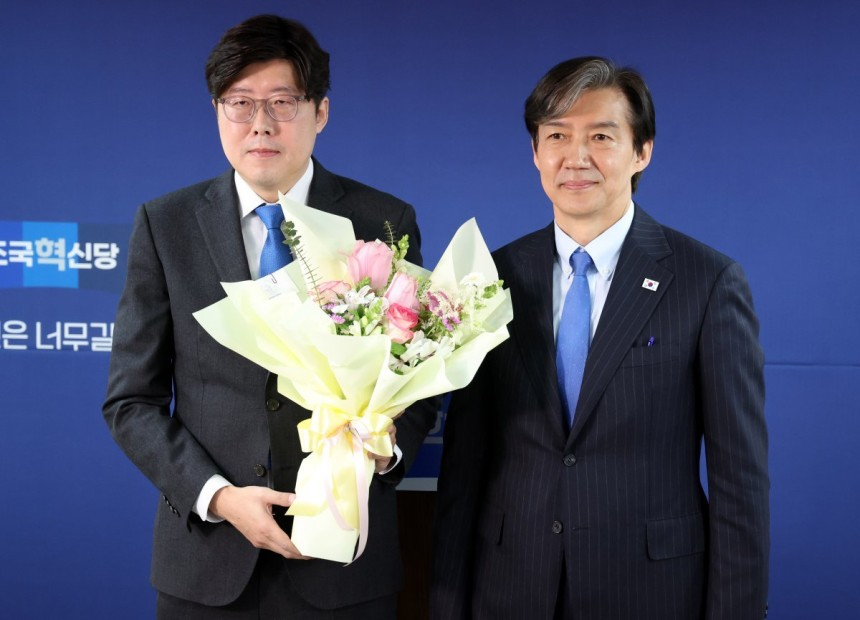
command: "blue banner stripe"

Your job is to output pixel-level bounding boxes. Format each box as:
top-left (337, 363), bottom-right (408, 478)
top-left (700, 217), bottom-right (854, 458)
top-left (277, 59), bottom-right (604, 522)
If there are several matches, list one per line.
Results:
top-left (22, 221), bottom-right (79, 288)
top-left (0, 221), bottom-right (130, 292)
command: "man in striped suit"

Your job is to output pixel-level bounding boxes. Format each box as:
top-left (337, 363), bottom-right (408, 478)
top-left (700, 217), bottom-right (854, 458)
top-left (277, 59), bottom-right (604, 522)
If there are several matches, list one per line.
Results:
top-left (431, 57), bottom-right (769, 619)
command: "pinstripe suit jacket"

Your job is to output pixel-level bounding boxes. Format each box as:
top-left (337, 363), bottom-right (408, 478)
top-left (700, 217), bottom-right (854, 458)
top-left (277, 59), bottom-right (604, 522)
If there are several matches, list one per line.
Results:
top-left (432, 207), bottom-right (769, 619)
top-left (103, 160), bottom-right (436, 608)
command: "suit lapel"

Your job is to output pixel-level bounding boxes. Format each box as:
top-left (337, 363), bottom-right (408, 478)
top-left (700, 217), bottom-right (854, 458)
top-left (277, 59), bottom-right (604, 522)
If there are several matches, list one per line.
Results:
top-left (509, 224), bottom-right (566, 435)
top-left (196, 171), bottom-right (251, 282)
top-left (306, 158), bottom-right (354, 220)
top-left (568, 207), bottom-right (674, 442)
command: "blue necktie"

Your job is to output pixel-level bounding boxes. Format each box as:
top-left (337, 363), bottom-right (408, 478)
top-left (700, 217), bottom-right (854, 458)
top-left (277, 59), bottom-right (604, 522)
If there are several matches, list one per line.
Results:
top-left (556, 249), bottom-right (593, 429)
top-left (255, 204), bottom-right (293, 277)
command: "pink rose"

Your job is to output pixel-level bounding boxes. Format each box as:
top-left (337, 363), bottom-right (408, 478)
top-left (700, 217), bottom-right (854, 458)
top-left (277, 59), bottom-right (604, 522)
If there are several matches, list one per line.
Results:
top-left (386, 303), bottom-right (420, 344)
top-left (312, 280), bottom-right (350, 304)
top-left (384, 272), bottom-right (419, 311)
top-left (347, 240), bottom-right (393, 291)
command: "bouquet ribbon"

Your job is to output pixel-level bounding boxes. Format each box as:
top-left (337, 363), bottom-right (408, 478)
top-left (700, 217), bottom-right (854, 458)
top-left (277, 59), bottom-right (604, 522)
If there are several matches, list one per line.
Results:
top-left (292, 406), bottom-right (393, 562)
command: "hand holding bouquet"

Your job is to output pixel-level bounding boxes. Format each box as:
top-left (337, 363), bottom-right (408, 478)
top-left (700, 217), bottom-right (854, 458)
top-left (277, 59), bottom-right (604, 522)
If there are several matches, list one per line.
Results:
top-left (194, 197), bottom-right (512, 563)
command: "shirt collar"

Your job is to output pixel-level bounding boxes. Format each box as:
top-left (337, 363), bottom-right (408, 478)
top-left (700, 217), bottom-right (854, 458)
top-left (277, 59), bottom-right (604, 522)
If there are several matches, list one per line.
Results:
top-left (554, 201), bottom-right (635, 279)
top-left (234, 158), bottom-right (315, 218)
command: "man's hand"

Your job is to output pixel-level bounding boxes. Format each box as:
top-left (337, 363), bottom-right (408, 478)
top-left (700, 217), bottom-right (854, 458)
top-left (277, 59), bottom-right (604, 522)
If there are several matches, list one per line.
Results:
top-left (210, 485), bottom-right (309, 560)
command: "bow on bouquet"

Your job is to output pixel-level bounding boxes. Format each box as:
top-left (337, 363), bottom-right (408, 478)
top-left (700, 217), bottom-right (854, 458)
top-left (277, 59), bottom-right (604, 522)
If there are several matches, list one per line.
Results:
top-left (194, 197), bottom-right (512, 563)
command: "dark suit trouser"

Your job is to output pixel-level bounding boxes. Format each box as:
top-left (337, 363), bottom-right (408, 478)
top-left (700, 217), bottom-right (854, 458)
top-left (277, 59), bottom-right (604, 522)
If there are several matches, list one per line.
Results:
top-left (156, 551), bottom-right (397, 619)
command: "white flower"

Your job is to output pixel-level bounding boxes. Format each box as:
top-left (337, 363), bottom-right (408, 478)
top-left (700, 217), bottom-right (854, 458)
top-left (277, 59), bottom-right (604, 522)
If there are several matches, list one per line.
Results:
top-left (400, 331), bottom-right (437, 365)
top-left (343, 285), bottom-right (379, 310)
top-left (395, 330), bottom-right (457, 368)
top-left (435, 335), bottom-right (456, 359)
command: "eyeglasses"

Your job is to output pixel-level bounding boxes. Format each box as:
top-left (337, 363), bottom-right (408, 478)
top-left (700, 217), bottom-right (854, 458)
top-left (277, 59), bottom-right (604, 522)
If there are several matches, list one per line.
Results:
top-left (216, 93), bottom-right (310, 123)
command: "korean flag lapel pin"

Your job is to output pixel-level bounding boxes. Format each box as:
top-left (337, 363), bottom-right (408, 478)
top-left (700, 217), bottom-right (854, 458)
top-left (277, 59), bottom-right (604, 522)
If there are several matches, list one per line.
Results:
top-left (642, 278), bottom-right (659, 291)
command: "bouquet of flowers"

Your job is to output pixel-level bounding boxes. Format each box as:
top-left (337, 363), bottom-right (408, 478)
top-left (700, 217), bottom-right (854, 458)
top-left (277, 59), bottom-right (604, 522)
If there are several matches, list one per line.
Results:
top-left (194, 197), bottom-right (512, 563)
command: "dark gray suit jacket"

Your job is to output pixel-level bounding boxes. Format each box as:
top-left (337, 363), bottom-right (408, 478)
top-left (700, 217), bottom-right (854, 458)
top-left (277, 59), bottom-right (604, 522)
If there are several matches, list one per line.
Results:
top-left (103, 160), bottom-right (436, 608)
top-left (432, 207), bottom-right (769, 619)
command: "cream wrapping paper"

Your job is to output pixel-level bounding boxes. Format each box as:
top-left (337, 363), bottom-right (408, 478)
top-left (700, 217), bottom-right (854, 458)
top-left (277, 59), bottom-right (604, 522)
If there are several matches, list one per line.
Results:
top-left (194, 197), bottom-right (513, 563)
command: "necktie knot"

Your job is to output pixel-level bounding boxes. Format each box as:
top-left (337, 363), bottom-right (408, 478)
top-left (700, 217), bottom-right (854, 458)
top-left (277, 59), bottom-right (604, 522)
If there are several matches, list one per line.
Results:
top-left (256, 204), bottom-right (285, 231)
top-left (570, 249), bottom-right (593, 275)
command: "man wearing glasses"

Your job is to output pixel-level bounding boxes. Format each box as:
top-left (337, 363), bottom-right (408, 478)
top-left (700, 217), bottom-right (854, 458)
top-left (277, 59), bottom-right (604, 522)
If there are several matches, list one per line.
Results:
top-left (103, 14), bottom-right (435, 619)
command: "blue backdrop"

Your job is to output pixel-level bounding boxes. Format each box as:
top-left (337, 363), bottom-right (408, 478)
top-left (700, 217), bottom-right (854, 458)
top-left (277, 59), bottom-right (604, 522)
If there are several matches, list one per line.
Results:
top-left (1, 1), bottom-right (858, 617)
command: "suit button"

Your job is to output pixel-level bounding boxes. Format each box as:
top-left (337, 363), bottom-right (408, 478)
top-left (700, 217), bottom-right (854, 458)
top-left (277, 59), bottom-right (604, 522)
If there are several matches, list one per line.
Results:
top-left (266, 398), bottom-right (281, 411)
top-left (552, 520), bottom-right (563, 534)
top-left (253, 464), bottom-right (267, 477)
top-left (563, 454), bottom-right (577, 467)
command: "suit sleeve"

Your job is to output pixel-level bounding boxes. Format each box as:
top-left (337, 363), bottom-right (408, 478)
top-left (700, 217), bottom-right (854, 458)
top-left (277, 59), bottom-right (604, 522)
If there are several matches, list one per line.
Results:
top-left (699, 261), bottom-right (770, 619)
top-left (102, 204), bottom-right (220, 521)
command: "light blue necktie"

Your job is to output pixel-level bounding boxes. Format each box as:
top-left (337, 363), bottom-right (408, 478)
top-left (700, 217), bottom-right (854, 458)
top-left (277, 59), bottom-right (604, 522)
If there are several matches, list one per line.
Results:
top-left (556, 249), bottom-right (593, 430)
top-left (255, 204), bottom-right (293, 277)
